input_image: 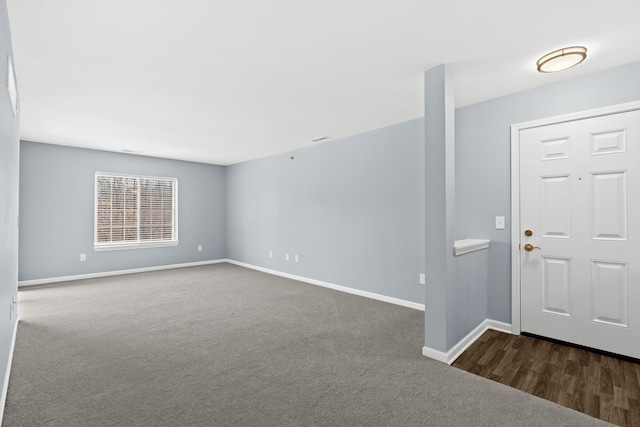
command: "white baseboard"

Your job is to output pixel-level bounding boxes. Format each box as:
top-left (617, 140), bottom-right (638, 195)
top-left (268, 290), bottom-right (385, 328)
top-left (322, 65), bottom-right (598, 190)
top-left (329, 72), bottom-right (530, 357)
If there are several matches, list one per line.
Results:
top-left (18, 259), bottom-right (227, 287)
top-left (226, 259), bottom-right (425, 311)
top-left (421, 345), bottom-right (449, 363)
top-left (19, 260), bottom-right (426, 312)
top-left (0, 317), bottom-right (19, 426)
top-left (422, 319), bottom-right (512, 365)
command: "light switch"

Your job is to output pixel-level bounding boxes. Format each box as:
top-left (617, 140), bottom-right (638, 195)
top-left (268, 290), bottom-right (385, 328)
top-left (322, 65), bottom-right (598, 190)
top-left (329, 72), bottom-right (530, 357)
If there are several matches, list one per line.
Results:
top-left (495, 216), bottom-right (505, 230)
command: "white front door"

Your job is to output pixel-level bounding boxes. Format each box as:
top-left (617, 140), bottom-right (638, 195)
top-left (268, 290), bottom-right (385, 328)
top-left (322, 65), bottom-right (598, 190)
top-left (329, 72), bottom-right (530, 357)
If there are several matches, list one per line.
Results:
top-left (519, 108), bottom-right (640, 359)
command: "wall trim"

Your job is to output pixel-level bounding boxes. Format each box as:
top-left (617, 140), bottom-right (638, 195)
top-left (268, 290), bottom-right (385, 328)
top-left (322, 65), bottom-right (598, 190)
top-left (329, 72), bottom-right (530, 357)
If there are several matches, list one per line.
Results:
top-left (422, 319), bottom-right (512, 364)
top-left (453, 238), bottom-right (490, 256)
top-left (510, 100), bottom-right (640, 335)
top-left (18, 259), bottom-right (227, 287)
top-left (226, 259), bottom-right (425, 311)
top-left (0, 318), bottom-right (19, 426)
top-left (20, 259), bottom-right (425, 311)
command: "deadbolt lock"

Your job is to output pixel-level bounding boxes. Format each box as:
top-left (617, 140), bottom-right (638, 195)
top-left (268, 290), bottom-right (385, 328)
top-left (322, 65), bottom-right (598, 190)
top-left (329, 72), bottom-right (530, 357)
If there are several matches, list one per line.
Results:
top-left (524, 230), bottom-right (533, 236)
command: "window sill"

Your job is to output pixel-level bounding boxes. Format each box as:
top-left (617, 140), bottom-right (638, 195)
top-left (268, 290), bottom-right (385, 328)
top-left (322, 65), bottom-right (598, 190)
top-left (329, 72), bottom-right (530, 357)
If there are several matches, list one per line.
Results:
top-left (94, 240), bottom-right (178, 252)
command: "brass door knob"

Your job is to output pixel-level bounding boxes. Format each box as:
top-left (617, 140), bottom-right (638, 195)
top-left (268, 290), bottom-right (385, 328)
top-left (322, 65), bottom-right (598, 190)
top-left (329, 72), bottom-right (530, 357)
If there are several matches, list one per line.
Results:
top-left (524, 243), bottom-right (541, 252)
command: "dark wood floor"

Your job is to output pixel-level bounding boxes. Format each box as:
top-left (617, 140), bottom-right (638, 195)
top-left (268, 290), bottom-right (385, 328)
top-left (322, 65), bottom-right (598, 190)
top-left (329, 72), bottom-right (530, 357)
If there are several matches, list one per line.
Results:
top-left (452, 329), bottom-right (640, 427)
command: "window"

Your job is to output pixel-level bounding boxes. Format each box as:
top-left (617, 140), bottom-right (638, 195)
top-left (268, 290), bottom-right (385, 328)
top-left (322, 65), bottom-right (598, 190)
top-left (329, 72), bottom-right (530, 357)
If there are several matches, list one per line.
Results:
top-left (95, 172), bottom-right (178, 250)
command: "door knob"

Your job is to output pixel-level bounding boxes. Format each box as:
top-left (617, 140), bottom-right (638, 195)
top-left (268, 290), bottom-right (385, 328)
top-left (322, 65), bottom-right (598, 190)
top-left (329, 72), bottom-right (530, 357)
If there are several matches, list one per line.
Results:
top-left (523, 243), bottom-right (541, 252)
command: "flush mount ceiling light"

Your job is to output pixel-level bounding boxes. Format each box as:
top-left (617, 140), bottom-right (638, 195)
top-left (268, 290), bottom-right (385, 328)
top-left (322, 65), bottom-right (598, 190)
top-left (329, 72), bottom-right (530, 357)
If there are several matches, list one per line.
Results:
top-left (537, 46), bottom-right (587, 73)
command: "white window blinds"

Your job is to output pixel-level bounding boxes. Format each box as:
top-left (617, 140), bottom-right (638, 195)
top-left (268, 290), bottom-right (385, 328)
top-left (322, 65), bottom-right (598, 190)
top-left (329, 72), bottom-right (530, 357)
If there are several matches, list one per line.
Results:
top-left (95, 173), bottom-right (177, 250)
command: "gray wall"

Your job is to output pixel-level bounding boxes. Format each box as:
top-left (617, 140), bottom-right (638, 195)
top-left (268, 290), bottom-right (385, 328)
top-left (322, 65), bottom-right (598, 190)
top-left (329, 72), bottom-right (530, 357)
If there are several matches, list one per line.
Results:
top-left (455, 60), bottom-right (640, 325)
top-left (451, 250), bottom-right (487, 344)
top-left (19, 142), bottom-right (226, 281)
top-left (0, 0), bottom-right (19, 407)
top-left (226, 119), bottom-right (425, 305)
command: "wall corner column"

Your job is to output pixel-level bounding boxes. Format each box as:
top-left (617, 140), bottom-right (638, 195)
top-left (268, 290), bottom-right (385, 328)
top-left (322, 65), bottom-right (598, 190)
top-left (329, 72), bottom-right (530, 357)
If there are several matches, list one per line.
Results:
top-left (423, 64), bottom-right (455, 356)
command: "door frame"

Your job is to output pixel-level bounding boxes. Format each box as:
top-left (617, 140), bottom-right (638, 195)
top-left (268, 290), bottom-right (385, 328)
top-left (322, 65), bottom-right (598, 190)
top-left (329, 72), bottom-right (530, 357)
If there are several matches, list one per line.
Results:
top-left (510, 100), bottom-right (640, 335)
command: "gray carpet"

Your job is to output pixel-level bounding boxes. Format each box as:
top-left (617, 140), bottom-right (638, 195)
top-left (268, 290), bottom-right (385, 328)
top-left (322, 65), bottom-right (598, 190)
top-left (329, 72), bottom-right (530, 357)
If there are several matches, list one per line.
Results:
top-left (3, 263), bottom-right (611, 426)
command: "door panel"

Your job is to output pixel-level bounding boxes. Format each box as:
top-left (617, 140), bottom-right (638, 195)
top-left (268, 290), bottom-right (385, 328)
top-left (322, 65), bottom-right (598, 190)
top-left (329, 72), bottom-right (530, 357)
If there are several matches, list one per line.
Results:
top-left (519, 109), bottom-right (640, 359)
top-left (591, 260), bottom-right (628, 327)
top-left (541, 256), bottom-right (572, 316)
top-left (541, 175), bottom-right (571, 238)
top-left (591, 129), bottom-right (626, 155)
top-left (590, 171), bottom-right (627, 240)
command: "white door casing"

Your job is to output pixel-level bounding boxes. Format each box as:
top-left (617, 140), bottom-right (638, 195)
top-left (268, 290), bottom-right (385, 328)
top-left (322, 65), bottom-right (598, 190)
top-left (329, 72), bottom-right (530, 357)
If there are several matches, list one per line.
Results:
top-left (511, 101), bottom-right (640, 359)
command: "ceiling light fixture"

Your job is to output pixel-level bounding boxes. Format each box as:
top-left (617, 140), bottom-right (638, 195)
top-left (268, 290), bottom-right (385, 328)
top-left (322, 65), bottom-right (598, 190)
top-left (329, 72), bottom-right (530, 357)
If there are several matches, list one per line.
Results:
top-left (536, 46), bottom-right (587, 73)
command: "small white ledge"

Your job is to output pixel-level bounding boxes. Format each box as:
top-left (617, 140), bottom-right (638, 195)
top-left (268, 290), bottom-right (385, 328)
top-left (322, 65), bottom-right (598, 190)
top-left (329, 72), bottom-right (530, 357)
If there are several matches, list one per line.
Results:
top-left (453, 239), bottom-right (490, 256)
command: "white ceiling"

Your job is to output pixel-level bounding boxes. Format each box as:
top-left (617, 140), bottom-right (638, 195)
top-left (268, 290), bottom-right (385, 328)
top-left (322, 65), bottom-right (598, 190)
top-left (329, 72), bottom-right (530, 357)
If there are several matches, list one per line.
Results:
top-left (8, 1), bottom-right (640, 165)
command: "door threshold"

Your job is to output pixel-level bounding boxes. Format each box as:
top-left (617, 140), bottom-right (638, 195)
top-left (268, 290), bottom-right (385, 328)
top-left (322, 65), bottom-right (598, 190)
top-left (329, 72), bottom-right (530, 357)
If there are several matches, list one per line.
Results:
top-left (521, 332), bottom-right (640, 364)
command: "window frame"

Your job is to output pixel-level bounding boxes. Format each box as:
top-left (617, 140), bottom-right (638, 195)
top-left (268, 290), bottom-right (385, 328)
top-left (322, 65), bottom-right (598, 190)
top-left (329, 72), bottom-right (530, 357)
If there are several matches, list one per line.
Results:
top-left (94, 171), bottom-right (178, 251)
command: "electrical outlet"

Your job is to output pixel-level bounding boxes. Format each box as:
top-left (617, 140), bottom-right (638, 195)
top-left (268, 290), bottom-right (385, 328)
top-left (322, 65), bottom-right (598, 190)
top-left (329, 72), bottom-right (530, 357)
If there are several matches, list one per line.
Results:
top-left (419, 274), bottom-right (426, 285)
top-left (80, 253), bottom-right (86, 262)
top-left (269, 250), bottom-right (273, 258)
top-left (285, 253), bottom-right (289, 261)
top-left (295, 255), bottom-right (299, 263)
top-left (198, 245), bottom-right (202, 252)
